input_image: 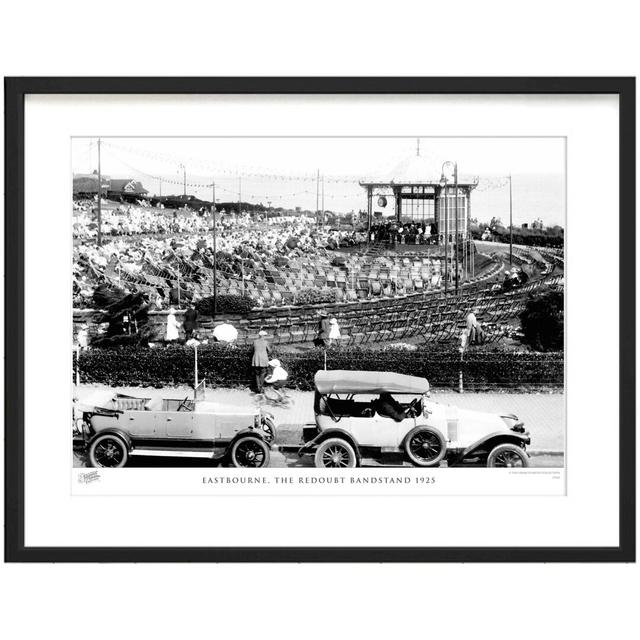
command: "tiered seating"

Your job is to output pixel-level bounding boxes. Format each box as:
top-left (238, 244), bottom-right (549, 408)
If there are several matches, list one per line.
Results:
top-left (232, 273), bottom-right (563, 346)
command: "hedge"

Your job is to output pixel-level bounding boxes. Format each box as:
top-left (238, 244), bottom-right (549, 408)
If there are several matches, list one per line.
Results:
top-left (295, 288), bottom-right (338, 305)
top-left (78, 344), bottom-right (563, 391)
top-left (196, 294), bottom-right (254, 315)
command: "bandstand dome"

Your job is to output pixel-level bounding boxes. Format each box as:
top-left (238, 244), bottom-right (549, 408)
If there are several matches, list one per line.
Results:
top-left (360, 150), bottom-right (478, 187)
top-left (384, 153), bottom-right (441, 184)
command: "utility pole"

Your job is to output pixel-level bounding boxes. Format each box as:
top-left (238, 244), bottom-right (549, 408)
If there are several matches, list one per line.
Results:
top-left (97, 138), bottom-right (102, 247)
top-left (238, 176), bottom-right (242, 217)
top-left (454, 162), bottom-right (459, 294)
top-left (316, 169), bottom-right (320, 225)
top-left (159, 177), bottom-right (162, 197)
top-left (509, 173), bottom-right (513, 265)
top-left (212, 180), bottom-right (217, 316)
top-left (321, 174), bottom-right (325, 228)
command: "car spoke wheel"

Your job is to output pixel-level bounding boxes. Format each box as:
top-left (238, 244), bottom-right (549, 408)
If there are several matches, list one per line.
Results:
top-left (487, 444), bottom-right (529, 468)
top-left (231, 437), bottom-right (270, 468)
top-left (404, 427), bottom-right (446, 467)
top-left (89, 434), bottom-right (128, 468)
top-left (314, 438), bottom-right (357, 468)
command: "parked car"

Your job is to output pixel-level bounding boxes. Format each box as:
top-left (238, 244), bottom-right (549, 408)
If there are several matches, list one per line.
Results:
top-left (298, 370), bottom-right (530, 468)
top-left (80, 387), bottom-right (276, 468)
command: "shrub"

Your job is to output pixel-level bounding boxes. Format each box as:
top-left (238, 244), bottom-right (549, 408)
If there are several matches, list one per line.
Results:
top-left (196, 294), bottom-right (254, 316)
top-left (79, 343), bottom-right (563, 391)
top-left (296, 288), bottom-right (337, 305)
top-left (519, 291), bottom-right (564, 351)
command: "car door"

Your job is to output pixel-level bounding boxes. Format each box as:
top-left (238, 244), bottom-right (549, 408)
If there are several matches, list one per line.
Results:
top-left (348, 413), bottom-right (400, 448)
top-left (123, 411), bottom-right (163, 438)
top-left (162, 411), bottom-right (195, 439)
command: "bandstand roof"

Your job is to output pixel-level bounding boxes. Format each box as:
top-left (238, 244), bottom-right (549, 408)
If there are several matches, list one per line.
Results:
top-left (360, 153), bottom-right (478, 188)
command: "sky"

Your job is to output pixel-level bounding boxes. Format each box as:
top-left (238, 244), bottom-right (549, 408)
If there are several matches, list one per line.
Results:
top-left (72, 137), bottom-right (565, 226)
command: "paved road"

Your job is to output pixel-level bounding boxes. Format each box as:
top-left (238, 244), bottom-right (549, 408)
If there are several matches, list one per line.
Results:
top-left (74, 384), bottom-right (564, 468)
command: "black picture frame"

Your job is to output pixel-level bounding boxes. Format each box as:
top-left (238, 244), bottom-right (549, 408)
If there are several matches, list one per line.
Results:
top-left (4, 77), bottom-right (635, 563)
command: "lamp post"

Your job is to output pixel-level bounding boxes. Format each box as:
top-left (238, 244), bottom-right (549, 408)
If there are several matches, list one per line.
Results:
top-left (441, 161), bottom-right (459, 294)
top-left (439, 172), bottom-right (448, 293)
top-left (194, 340), bottom-right (199, 388)
top-left (508, 173), bottom-right (513, 266)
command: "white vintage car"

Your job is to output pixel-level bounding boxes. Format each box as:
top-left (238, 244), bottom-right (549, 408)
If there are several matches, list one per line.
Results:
top-left (80, 385), bottom-right (276, 468)
top-left (298, 370), bottom-right (530, 468)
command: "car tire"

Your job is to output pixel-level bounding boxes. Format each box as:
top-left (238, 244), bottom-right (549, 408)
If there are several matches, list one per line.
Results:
top-left (230, 437), bottom-right (270, 468)
top-left (486, 443), bottom-right (529, 468)
top-left (88, 434), bottom-right (129, 468)
top-left (314, 438), bottom-right (357, 468)
top-left (404, 427), bottom-right (447, 467)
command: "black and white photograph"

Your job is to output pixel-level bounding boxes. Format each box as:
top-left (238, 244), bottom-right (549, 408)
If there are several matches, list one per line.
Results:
top-left (6, 76), bottom-right (632, 564)
top-left (71, 136), bottom-right (565, 476)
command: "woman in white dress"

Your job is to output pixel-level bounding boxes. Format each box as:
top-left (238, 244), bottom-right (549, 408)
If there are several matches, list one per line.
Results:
top-left (165, 308), bottom-right (181, 342)
top-left (329, 318), bottom-right (341, 346)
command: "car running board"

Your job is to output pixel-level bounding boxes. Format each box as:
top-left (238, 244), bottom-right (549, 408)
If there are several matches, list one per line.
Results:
top-left (130, 448), bottom-right (215, 459)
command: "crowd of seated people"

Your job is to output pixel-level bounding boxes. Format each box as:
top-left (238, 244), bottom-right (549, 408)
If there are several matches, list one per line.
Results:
top-left (73, 207), bottom-right (363, 308)
top-left (369, 221), bottom-right (439, 245)
top-left (73, 202), bottom-right (213, 239)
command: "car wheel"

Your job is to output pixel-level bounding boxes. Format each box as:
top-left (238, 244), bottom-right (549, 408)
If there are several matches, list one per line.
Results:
top-left (486, 443), bottom-right (529, 468)
top-left (314, 438), bottom-right (357, 468)
top-left (404, 427), bottom-right (446, 467)
top-left (230, 437), bottom-right (270, 468)
top-left (89, 434), bottom-right (129, 468)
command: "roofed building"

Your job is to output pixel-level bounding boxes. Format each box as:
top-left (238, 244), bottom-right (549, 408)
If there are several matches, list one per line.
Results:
top-left (73, 172), bottom-right (111, 197)
top-left (107, 179), bottom-right (148, 200)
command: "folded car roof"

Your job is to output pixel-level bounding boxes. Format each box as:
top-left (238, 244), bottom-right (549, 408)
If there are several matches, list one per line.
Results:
top-left (314, 370), bottom-right (429, 395)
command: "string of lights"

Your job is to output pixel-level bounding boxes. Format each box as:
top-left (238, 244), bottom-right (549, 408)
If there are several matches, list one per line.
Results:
top-left (101, 140), bottom-right (363, 184)
top-left (101, 145), bottom-right (363, 202)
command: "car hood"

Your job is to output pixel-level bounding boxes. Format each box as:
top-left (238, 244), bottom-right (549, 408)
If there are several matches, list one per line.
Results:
top-left (425, 401), bottom-right (509, 432)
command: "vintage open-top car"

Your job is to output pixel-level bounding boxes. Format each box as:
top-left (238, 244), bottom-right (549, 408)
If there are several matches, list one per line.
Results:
top-left (80, 384), bottom-right (276, 468)
top-left (298, 370), bottom-right (530, 468)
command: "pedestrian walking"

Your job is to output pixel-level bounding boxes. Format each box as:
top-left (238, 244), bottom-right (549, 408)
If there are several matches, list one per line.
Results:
top-left (252, 330), bottom-right (272, 393)
top-left (315, 312), bottom-right (331, 347)
top-left (466, 308), bottom-right (484, 345)
top-left (184, 304), bottom-right (198, 340)
top-left (264, 358), bottom-right (289, 403)
top-left (77, 324), bottom-right (89, 350)
top-left (165, 307), bottom-right (181, 342)
top-left (329, 317), bottom-right (341, 346)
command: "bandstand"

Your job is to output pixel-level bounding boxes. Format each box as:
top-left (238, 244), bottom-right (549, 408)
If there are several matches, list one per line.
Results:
top-left (359, 148), bottom-right (479, 289)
